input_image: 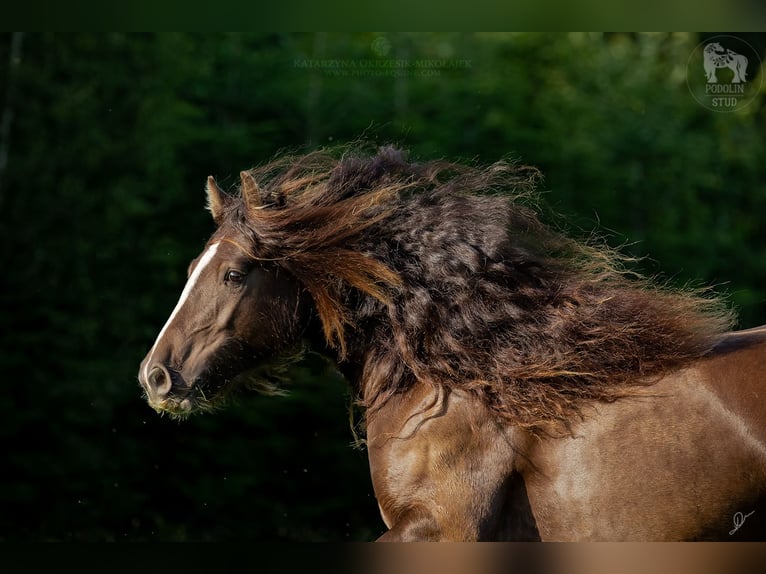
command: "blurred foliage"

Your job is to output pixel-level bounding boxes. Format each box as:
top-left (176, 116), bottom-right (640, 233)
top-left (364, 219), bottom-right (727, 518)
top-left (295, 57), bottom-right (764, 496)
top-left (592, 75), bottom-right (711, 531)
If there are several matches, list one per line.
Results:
top-left (0, 32), bottom-right (764, 541)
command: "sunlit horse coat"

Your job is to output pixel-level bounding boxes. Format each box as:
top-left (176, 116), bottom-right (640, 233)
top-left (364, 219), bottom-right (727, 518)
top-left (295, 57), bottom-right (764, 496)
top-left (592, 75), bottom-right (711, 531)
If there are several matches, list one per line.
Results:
top-left (139, 147), bottom-right (766, 540)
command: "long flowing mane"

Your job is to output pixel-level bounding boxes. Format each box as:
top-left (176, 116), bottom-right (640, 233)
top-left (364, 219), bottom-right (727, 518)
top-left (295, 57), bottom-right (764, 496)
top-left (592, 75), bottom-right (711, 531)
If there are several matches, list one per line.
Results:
top-left (229, 145), bottom-right (735, 432)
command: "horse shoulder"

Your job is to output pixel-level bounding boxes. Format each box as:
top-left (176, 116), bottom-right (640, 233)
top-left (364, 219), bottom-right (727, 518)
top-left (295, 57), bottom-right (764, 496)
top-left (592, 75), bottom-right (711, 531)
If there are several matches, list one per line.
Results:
top-left (367, 381), bottom-right (528, 541)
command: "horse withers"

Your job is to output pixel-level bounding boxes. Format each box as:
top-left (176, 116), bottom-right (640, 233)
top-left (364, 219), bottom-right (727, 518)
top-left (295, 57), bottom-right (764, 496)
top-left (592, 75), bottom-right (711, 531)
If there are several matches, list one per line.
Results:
top-left (138, 147), bottom-right (766, 540)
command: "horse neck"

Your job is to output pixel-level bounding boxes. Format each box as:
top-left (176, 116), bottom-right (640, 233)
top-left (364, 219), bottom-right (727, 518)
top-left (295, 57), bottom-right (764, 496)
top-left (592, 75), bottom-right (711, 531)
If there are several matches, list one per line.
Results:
top-left (302, 301), bottom-right (386, 393)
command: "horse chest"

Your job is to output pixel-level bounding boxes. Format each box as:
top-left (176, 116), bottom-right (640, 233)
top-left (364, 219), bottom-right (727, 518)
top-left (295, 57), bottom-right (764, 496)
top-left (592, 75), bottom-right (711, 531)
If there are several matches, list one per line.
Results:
top-left (366, 385), bottom-right (520, 541)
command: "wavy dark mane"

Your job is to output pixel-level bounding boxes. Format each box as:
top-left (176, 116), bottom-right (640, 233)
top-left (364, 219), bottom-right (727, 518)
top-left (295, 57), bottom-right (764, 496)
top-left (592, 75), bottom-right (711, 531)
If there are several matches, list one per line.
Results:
top-left (229, 145), bottom-right (735, 432)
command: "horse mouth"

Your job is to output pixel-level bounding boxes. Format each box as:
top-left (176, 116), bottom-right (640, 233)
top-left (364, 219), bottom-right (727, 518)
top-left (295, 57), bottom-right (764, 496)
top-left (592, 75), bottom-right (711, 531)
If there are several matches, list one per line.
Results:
top-left (148, 394), bottom-right (197, 418)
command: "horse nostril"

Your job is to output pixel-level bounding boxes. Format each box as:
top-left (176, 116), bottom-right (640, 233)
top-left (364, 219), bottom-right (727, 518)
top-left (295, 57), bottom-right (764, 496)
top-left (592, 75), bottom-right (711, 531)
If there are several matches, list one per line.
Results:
top-left (147, 365), bottom-right (172, 399)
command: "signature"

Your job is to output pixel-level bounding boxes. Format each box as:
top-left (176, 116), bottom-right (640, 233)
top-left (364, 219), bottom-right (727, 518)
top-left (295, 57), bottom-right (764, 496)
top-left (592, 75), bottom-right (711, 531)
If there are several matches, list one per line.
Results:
top-left (729, 510), bottom-right (755, 536)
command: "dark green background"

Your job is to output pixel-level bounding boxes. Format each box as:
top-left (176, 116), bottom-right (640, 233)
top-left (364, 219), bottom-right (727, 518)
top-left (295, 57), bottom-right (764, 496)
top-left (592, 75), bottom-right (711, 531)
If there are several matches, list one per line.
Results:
top-left (1, 32), bottom-right (764, 541)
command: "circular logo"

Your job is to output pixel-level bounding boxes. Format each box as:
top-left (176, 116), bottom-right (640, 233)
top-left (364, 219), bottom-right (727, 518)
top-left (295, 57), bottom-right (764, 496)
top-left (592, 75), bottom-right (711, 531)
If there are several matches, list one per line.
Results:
top-left (371, 36), bottom-right (391, 57)
top-left (687, 35), bottom-right (763, 113)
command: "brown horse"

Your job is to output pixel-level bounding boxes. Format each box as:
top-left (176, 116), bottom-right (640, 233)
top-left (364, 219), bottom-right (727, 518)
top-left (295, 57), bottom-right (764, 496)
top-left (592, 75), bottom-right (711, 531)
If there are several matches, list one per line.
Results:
top-left (138, 146), bottom-right (766, 541)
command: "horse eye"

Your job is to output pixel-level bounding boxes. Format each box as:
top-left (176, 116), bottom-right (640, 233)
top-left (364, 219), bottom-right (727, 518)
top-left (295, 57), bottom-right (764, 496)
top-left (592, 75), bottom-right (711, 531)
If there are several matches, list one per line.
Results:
top-left (225, 270), bottom-right (246, 284)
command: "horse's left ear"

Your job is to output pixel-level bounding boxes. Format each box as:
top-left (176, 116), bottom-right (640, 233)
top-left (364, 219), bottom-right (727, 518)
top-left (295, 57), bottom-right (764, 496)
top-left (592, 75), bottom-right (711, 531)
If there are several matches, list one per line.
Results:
top-left (240, 170), bottom-right (262, 213)
top-left (206, 176), bottom-right (227, 224)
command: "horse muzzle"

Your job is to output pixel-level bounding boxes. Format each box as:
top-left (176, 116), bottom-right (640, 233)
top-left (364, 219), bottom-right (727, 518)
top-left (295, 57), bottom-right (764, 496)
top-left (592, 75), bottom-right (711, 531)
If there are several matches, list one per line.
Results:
top-left (138, 362), bottom-right (195, 414)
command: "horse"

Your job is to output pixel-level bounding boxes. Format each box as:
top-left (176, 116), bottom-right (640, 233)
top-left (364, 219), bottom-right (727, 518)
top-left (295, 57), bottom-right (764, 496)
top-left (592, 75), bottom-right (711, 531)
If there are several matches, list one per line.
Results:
top-left (704, 42), bottom-right (749, 84)
top-left (138, 146), bottom-right (766, 541)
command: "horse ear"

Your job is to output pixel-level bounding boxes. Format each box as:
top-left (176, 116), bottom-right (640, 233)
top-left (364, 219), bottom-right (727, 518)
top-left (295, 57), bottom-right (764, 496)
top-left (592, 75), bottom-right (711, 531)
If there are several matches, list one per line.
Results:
top-left (240, 170), bottom-right (262, 211)
top-left (206, 176), bottom-right (227, 224)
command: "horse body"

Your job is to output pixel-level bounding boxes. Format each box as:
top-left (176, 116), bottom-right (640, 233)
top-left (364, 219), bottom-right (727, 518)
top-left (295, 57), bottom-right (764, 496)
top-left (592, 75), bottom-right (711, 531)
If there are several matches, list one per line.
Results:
top-left (138, 147), bottom-right (766, 541)
top-left (704, 42), bottom-right (749, 84)
top-left (370, 328), bottom-right (766, 540)
top-left (528, 328), bottom-right (766, 541)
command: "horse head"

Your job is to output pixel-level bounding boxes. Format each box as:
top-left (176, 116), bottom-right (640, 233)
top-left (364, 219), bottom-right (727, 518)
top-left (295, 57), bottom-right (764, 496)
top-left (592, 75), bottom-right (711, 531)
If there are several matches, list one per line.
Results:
top-left (137, 172), bottom-right (310, 416)
top-left (705, 42), bottom-right (724, 54)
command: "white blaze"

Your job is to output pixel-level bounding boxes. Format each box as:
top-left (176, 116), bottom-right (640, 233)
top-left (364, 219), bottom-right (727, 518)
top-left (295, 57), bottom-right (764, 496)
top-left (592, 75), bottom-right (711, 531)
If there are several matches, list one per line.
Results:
top-left (143, 241), bottom-right (221, 382)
